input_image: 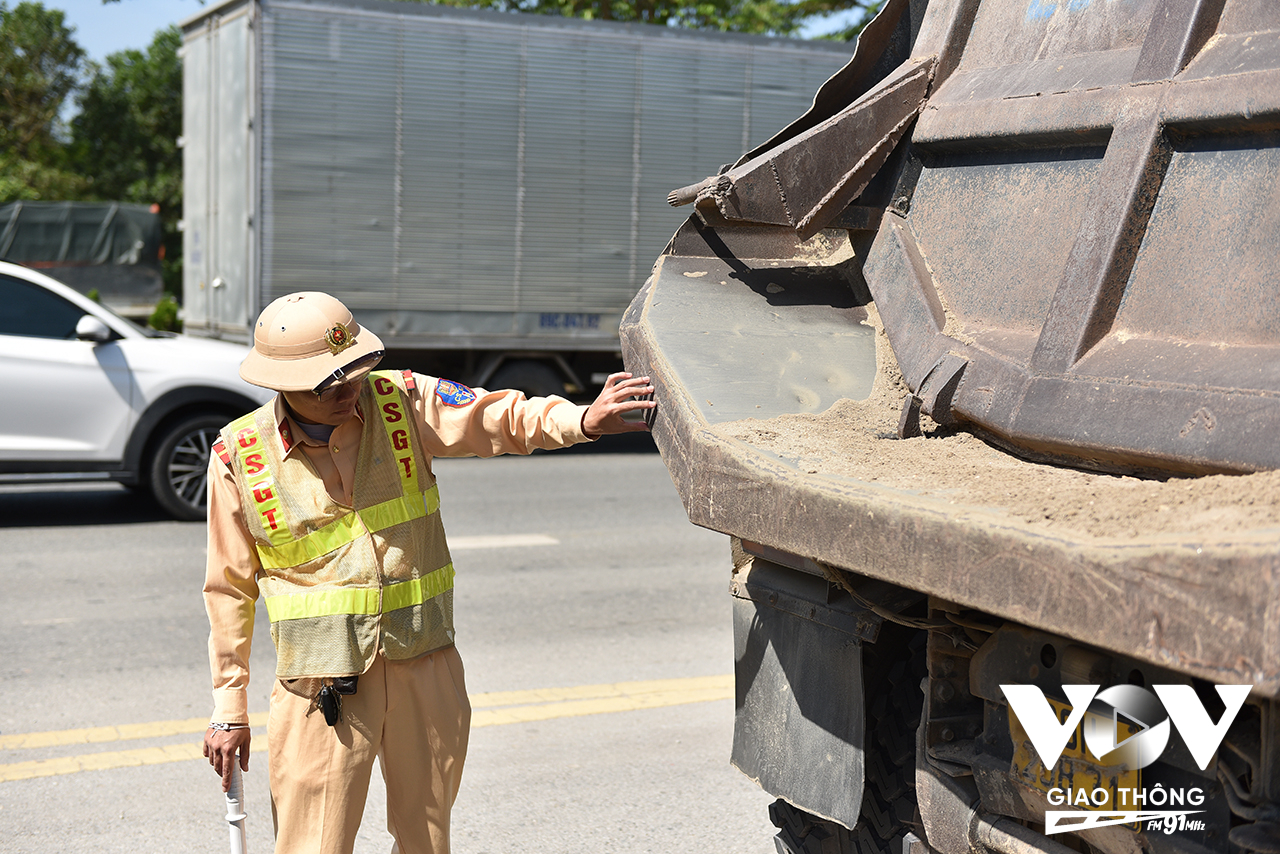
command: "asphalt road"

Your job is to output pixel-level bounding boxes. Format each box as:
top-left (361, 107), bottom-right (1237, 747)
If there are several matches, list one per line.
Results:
top-left (0, 442), bottom-right (777, 852)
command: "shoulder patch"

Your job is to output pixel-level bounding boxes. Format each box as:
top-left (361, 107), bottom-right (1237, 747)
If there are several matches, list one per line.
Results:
top-left (401, 369), bottom-right (416, 390)
top-left (212, 437), bottom-right (231, 466)
top-left (435, 378), bottom-right (477, 407)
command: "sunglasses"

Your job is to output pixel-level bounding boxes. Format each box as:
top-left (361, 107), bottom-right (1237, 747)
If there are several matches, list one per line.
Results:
top-left (312, 350), bottom-right (385, 401)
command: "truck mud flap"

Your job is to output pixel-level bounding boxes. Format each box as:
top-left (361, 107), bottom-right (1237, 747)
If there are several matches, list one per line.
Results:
top-left (731, 557), bottom-right (880, 829)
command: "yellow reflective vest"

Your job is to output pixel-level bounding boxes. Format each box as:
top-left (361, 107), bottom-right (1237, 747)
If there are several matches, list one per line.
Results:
top-left (220, 370), bottom-right (455, 679)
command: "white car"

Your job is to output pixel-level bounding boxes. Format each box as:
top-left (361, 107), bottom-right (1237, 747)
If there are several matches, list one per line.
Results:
top-left (0, 261), bottom-right (273, 520)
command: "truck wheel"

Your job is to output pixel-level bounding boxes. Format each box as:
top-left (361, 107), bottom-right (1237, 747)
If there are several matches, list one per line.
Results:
top-left (771, 626), bottom-right (927, 854)
top-left (148, 414), bottom-right (223, 521)
top-left (489, 360), bottom-right (565, 398)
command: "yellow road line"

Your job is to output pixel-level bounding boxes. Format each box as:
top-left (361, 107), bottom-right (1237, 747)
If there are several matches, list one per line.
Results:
top-left (472, 683), bottom-right (733, 727)
top-left (472, 674), bottom-right (731, 710)
top-left (0, 736), bottom-right (270, 784)
top-left (0, 675), bottom-right (733, 751)
top-left (449, 534), bottom-right (559, 550)
top-left (0, 713), bottom-right (271, 751)
top-left (0, 675), bottom-right (733, 783)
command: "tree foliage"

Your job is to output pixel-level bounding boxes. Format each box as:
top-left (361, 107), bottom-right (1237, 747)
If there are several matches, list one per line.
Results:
top-left (70, 28), bottom-right (181, 206)
top-left (69, 26), bottom-right (183, 286)
top-left (422, 0), bottom-right (883, 38)
top-left (0, 1), bottom-right (87, 200)
top-left (0, 3), bottom-right (183, 288)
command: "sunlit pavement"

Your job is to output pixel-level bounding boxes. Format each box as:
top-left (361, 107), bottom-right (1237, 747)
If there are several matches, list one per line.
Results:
top-left (0, 452), bottom-right (776, 853)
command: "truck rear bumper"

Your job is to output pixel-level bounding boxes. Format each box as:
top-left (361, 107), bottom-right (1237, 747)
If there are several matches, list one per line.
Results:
top-left (620, 238), bottom-right (1280, 698)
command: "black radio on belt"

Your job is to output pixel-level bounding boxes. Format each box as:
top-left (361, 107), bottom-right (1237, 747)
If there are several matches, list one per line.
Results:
top-left (318, 676), bottom-right (359, 727)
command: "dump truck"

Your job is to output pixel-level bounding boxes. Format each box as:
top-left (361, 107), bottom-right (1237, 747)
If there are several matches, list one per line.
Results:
top-left (179, 0), bottom-right (848, 396)
top-left (620, 0), bottom-right (1280, 852)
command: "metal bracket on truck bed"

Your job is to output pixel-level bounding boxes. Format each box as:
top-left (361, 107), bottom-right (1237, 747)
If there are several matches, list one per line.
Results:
top-left (670, 55), bottom-right (936, 241)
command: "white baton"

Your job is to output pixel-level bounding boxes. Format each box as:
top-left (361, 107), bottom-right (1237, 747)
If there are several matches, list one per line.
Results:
top-left (225, 762), bottom-right (248, 854)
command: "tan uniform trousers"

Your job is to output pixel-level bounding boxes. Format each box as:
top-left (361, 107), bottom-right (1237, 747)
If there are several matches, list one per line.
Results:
top-left (268, 646), bottom-right (471, 854)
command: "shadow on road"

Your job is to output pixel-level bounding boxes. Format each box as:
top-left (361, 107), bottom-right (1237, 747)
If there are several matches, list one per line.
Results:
top-left (0, 485), bottom-right (175, 528)
top-left (537, 431), bottom-right (658, 455)
top-left (0, 435), bottom-right (659, 528)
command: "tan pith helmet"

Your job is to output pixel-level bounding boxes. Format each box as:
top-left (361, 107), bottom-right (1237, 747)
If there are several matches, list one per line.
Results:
top-left (239, 292), bottom-right (385, 392)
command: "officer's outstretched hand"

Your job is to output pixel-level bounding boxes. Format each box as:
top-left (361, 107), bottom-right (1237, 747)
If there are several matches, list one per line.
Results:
top-left (582, 372), bottom-right (656, 437)
top-left (203, 726), bottom-right (252, 793)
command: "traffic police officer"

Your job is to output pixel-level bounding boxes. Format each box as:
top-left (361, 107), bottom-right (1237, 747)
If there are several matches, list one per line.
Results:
top-left (202, 292), bottom-right (654, 853)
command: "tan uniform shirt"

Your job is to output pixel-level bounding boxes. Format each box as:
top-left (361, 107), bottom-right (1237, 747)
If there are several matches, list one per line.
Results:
top-left (203, 375), bottom-right (592, 723)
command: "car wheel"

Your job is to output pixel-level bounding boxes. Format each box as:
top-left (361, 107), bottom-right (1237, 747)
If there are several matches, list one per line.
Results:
top-left (149, 414), bottom-right (223, 521)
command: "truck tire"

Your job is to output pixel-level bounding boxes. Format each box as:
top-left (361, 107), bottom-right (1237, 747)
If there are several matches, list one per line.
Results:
top-left (148, 414), bottom-right (223, 521)
top-left (771, 626), bottom-right (927, 854)
top-left (489, 360), bottom-right (565, 399)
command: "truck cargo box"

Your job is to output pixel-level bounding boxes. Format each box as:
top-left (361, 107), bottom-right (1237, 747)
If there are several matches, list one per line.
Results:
top-left (180, 0), bottom-right (848, 392)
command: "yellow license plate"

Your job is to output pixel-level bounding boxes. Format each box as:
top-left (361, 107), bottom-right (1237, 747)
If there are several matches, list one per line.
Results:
top-left (1009, 696), bottom-right (1141, 810)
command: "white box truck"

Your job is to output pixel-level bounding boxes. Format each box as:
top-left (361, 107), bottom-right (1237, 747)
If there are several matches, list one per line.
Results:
top-left (180, 0), bottom-right (849, 395)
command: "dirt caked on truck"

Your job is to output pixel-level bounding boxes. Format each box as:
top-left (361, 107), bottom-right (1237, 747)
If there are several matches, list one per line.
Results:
top-left (621, 0), bottom-right (1280, 853)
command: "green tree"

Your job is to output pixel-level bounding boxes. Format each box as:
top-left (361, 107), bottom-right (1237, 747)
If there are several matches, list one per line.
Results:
top-left (818, 0), bottom-right (885, 40)
top-left (421, 0), bottom-right (882, 37)
top-left (0, 1), bottom-right (88, 200)
top-left (69, 26), bottom-right (183, 289)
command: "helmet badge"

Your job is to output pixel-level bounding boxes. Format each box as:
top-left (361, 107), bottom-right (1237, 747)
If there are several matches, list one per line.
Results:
top-left (325, 323), bottom-right (354, 355)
